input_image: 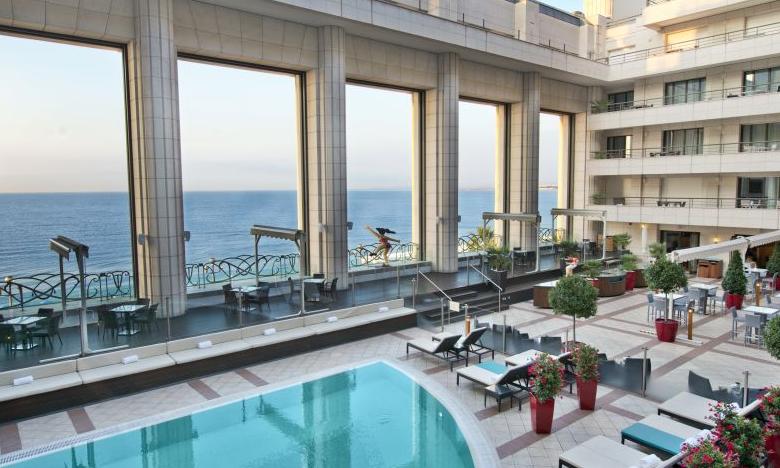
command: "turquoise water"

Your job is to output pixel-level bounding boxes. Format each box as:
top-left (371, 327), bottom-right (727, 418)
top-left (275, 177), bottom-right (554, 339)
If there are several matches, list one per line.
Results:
top-left (4, 363), bottom-right (474, 468)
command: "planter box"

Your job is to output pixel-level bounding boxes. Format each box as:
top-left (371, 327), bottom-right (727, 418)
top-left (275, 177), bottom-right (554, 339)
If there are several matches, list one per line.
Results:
top-left (634, 269), bottom-right (647, 288)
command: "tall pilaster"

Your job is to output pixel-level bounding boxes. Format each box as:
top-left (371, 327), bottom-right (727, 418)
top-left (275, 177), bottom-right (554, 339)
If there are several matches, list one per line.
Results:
top-left (305, 26), bottom-right (348, 284)
top-left (128, 0), bottom-right (187, 316)
top-left (424, 53), bottom-right (459, 273)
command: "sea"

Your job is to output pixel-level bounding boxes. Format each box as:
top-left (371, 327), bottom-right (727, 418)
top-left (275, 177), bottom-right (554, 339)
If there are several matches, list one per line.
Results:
top-left (0, 190), bottom-right (556, 276)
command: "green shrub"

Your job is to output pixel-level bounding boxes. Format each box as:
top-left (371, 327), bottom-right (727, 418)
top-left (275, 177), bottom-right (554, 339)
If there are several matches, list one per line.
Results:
top-left (645, 256), bottom-right (687, 320)
top-left (549, 275), bottom-right (598, 343)
top-left (620, 253), bottom-right (638, 271)
top-left (581, 259), bottom-right (603, 279)
top-left (766, 244), bottom-right (780, 276)
top-left (722, 250), bottom-right (747, 295)
top-left (529, 354), bottom-right (564, 403)
top-left (612, 233), bottom-right (632, 251)
top-left (765, 316), bottom-right (780, 361)
top-left (648, 242), bottom-right (667, 259)
top-left (486, 245), bottom-right (511, 271)
top-left (572, 343), bottom-right (599, 381)
top-left (557, 240), bottom-right (579, 258)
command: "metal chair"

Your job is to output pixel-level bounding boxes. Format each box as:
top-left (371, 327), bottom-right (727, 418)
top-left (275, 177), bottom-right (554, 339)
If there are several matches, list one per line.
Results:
top-left (744, 314), bottom-right (764, 347)
top-left (30, 313), bottom-right (63, 347)
top-left (132, 304), bottom-right (159, 333)
top-left (730, 306), bottom-right (745, 339)
top-left (646, 293), bottom-right (655, 322)
top-left (323, 278), bottom-right (338, 302)
top-left (247, 286), bottom-right (271, 312)
top-left (222, 284), bottom-right (237, 306)
top-left (287, 277), bottom-right (301, 304)
top-left (0, 324), bottom-right (27, 353)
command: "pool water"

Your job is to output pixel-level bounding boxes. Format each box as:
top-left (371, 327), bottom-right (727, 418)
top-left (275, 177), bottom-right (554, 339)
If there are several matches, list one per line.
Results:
top-left (4, 362), bottom-right (475, 468)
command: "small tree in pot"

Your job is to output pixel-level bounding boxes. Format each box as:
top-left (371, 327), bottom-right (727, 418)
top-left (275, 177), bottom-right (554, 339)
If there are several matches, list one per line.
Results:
top-left (485, 245), bottom-right (511, 290)
top-left (766, 243), bottom-right (780, 289)
top-left (549, 275), bottom-right (598, 344)
top-left (645, 256), bottom-right (687, 342)
top-left (722, 250), bottom-right (747, 309)
top-left (571, 343), bottom-right (599, 410)
top-left (528, 353), bottom-right (564, 434)
top-left (612, 233), bottom-right (632, 254)
top-left (581, 259), bottom-right (603, 287)
top-left (621, 253), bottom-right (639, 290)
top-left (766, 315), bottom-right (780, 360)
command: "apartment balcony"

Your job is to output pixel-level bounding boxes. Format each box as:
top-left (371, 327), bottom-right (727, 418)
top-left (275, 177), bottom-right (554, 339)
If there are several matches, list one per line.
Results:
top-left (589, 85), bottom-right (780, 130)
top-left (588, 142), bottom-right (780, 176)
top-left (588, 196), bottom-right (780, 229)
top-left (642, 0), bottom-right (776, 29)
top-left (604, 21), bottom-right (780, 81)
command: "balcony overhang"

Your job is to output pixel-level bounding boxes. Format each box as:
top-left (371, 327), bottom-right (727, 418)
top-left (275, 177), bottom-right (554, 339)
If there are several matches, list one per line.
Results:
top-left (642, 0), bottom-right (776, 29)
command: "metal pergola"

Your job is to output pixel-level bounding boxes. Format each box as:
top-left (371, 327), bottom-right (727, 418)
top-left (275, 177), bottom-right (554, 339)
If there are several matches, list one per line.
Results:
top-left (250, 225), bottom-right (307, 315)
top-left (49, 236), bottom-right (91, 354)
top-left (550, 208), bottom-right (608, 260)
top-left (482, 212), bottom-right (543, 273)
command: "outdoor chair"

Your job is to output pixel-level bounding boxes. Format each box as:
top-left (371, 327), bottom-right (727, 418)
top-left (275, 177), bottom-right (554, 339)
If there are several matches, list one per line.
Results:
top-left (406, 334), bottom-right (465, 370)
top-left (101, 310), bottom-right (121, 340)
top-left (30, 312), bottom-right (63, 347)
top-left (222, 284), bottom-right (237, 306)
top-left (672, 300), bottom-right (693, 325)
top-left (687, 371), bottom-right (734, 402)
top-left (558, 435), bottom-right (681, 468)
top-left (621, 415), bottom-right (701, 457)
top-left (0, 324), bottom-right (28, 354)
top-left (762, 273), bottom-right (778, 294)
top-left (322, 278), bottom-right (338, 302)
top-left (457, 327), bottom-right (493, 363)
top-left (247, 286), bottom-right (271, 312)
top-left (744, 313), bottom-right (764, 347)
top-left (730, 306), bottom-right (745, 339)
top-left (645, 293), bottom-right (654, 321)
top-left (132, 304), bottom-right (159, 333)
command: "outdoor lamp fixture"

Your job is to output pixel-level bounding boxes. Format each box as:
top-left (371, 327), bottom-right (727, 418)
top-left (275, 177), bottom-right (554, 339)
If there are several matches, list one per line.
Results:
top-left (49, 236), bottom-right (91, 355)
top-left (250, 225), bottom-right (307, 317)
top-left (347, 221), bottom-right (353, 231)
top-left (137, 233), bottom-right (147, 245)
top-left (183, 231), bottom-right (191, 242)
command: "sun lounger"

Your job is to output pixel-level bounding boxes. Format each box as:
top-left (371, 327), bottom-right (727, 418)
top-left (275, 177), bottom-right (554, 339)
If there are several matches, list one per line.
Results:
top-left (432, 327), bottom-right (494, 363)
top-left (406, 334), bottom-right (465, 370)
top-left (558, 435), bottom-right (683, 468)
top-left (456, 361), bottom-right (529, 387)
top-left (657, 391), bottom-right (763, 429)
top-left (621, 415), bottom-right (701, 456)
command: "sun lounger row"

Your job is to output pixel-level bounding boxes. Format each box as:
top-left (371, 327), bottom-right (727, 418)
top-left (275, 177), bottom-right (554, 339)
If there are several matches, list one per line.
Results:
top-left (0, 300), bottom-right (412, 403)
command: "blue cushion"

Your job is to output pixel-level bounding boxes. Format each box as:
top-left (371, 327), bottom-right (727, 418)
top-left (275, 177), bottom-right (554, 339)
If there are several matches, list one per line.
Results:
top-left (476, 361), bottom-right (507, 374)
top-left (621, 423), bottom-right (685, 455)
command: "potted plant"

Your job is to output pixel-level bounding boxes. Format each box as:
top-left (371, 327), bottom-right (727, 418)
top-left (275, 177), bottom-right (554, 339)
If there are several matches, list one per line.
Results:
top-left (612, 233), bottom-right (632, 254)
top-left (590, 99), bottom-right (608, 113)
top-left (590, 192), bottom-right (607, 205)
top-left (648, 242), bottom-right (667, 262)
top-left (485, 245), bottom-right (511, 290)
top-left (760, 386), bottom-right (780, 467)
top-left (766, 243), bottom-right (780, 289)
top-left (621, 253), bottom-right (639, 290)
top-left (680, 438), bottom-right (738, 468)
top-left (571, 343), bottom-right (599, 410)
top-left (467, 225), bottom-right (496, 252)
top-left (528, 353), bottom-right (564, 434)
top-left (581, 260), bottom-right (603, 287)
top-left (710, 402), bottom-right (765, 468)
top-left (557, 239), bottom-right (579, 259)
top-left (644, 256), bottom-right (687, 342)
top-left (549, 275), bottom-right (598, 343)
top-left (722, 250), bottom-right (747, 309)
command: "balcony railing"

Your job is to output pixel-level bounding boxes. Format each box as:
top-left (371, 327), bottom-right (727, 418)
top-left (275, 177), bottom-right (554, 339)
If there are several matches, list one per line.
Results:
top-left (646, 0), bottom-right (673, 5)
top-left (592, 196), bottom-right (779, 209)
top-left (598, 21), bottom-right (780, 65)
top-left (592, 83), bottom-right (780, 114)
top-left (591, 141), bottom-right (780, 159)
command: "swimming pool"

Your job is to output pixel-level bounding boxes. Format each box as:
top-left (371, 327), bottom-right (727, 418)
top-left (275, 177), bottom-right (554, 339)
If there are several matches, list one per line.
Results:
top-left (3, 362), bottom-right (475, 467)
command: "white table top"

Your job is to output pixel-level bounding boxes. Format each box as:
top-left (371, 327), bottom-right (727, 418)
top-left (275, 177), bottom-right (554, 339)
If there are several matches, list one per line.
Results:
top-left (688, 282), bottom-right (718, 291)
top-left (304, 278), bottom-right (326, 284)
top-left (743, 306), bottom-right (779, 316)
top-left (535, 280), bottom-right (558, 288)
top-left (1, 316), bottom-right (45, 326)
top-left (111, 304), bottom-right (145, 313)
top-left (654, 293), bottom-right (686, 301)
top-left (504, 349), bottom-right (543, 367)
top-left (746, 268), bottom-right (768, 277)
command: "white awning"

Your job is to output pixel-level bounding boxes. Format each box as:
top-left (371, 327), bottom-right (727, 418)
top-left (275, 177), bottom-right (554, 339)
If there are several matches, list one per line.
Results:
top-left (550, 208), bottom-right (606, 219)
top-left (746, 230), bottom-right (780, 248)
top-left (482, 212), bottom-right (541, 224)
top-left (669, 237), bottom-right (749, 263)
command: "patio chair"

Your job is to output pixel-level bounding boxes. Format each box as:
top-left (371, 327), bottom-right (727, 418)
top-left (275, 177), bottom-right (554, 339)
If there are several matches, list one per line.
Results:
top-left (287, 277), bottom-right (301, 304)
top-left (101, 310), bottom-right (121, 340)
top-left (30, 312), bottom-right (63, 347)
top-left (247, 286), bottom-right (271, 312)
top-left (0, 324), bottom-right (28, 354)
top-left (406, 334), bottom-right (465, 370)
top-left (687, 371), bottom-right (734, 402)
top-left (132, 304), bottom-right (159, 333)
top-left (672, 299), bottom-right (693, 325)
top-left (558, 352), bottom-right (576, 394)
top-left (621, 415), bottom-right (701, 457)
top-left (744, 313), bottom-right (764, 347)
top-left (222, 284), bottom-right (237, 306)
top-left (729, 306), bottom-right (745, 339)
top-left (322, 278), bottom-right (338, 302)
top-left (645, 293), bottom-right (655, 321)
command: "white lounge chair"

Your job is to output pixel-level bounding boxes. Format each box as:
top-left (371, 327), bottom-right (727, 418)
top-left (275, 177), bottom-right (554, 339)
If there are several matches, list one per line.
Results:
top-left (558, 435), bottom-right (682, 468)
top-left (406, 334), bottom-right (465, 370)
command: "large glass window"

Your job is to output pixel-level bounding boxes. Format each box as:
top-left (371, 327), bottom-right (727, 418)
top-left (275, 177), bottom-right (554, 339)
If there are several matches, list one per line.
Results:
top-left (178, 59), bottom-right (299, 280)
top-left (740, 123), bottom-right (780, 152)
top-left (662, 128), bottom-right (703, 155)
top-left (664, 78), bottom-right (705, 105)
top-left (0, 34), bottom-right (131, 288)
top-left (606, 135), bottom-right (632, 158)
top-left (743, 67), bottom-right (780, 95)
top-left (607, 90), bottom-right (634, 111)
top-left (459, 101), bottom-right (498, 242)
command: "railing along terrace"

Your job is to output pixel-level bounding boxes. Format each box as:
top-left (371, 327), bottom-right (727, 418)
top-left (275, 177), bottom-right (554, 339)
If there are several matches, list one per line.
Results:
top-left (348, 242), bottom-right (419, 268)
top-left (593, 83), bottom-right (780, 114)
top-left (646, 0), bottom-right (673, 5)
top-left (593, 196), bottom-right (780, 209)
top-left (185, 253), bottom-right (299, 289)
top-left (598, 21), bottom-right (780, 65)
top-left (591, 141), bottom-right (780, 159)
top-left (1, 271), bottom-right (133, 311)
top-left (458, 228), bottom-right (564, 255)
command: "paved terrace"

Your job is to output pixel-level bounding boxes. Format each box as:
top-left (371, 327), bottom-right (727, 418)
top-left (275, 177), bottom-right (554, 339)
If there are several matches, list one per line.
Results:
top-left (1, 276), bottom-right (776, 468)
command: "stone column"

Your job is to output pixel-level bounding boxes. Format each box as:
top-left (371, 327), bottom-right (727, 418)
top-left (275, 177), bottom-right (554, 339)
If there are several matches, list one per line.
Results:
top-left (128, 0), bottom-right (187, 316)
top-left (305, 26), bottom-right (348, 285)
top-left (424, 53), bottom-right (459, 273)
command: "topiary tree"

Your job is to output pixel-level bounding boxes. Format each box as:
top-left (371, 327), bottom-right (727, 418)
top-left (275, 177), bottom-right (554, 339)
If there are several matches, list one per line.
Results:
top-left (612, 233), bottom-right (632, 252)
top-left (645, 256), bottom-right (688, 320)
top-left (549, 275), bottom-right (598, 343)
top-left (649, 242), bottom-right (667, 260)
top-left (766, 244), bottom-right (780, 277)
top-left (722, 250), bottom-right (747, 296)
top-left (581, 259), bottom-right (603, 279)
top-left (765, 316), bottom-right (780, 361)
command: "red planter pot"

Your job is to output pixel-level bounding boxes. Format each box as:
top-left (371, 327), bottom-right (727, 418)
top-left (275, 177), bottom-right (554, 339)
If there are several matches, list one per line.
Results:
top-left (655, 318), bottom-right (679, 343)
top-left (530, 395), bottom-right (556, 434)
top-left (590, 279), bottom-right (599, 288)
top-left (625, 271), bottom-right (636, 291)
top-left (775, 277), bottom-right (780, 291)
top-left (576, 377), bottom-right (598, 411)
top-left (725, 293), bottom-right (744, 309)
top-left (767, 434), bottom-right (780, 468)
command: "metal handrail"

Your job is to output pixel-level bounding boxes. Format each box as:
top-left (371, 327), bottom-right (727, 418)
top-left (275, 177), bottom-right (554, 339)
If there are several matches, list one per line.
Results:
top-left (416, 271), bottom-right (452, 301)
top-left (593, 196), bottom-right (780, 209)
top-left (591, 141), bottom-right (780, 159)
top-left (469, 265), bottom-right (503, 292)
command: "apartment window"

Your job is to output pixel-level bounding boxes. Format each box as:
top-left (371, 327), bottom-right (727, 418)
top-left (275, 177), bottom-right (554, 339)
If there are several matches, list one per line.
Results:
top-left (740, 123), bottom-right (780, 152)
top-left (664, 78), bottom-right (705, 105)
top-left (738, 177), bottom-right (768, 200)
top-left (662, 128), bottom-right (703, 155)
top-left (606, 135), bottom-right (631, 158)
top-left (607, 90), bottom-right (634, 111)
top-left (743, 67), bottom-right (780, 95)
top-left (538, 4), bottom-right (582, 26)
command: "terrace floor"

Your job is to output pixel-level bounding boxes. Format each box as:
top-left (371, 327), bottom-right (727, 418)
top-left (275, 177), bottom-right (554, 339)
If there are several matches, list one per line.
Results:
top-left (3, 276), bottom-right (776, 467)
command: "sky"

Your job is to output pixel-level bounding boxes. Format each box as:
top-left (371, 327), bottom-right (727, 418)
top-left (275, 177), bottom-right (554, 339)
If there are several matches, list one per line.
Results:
top-left (0, 13), bottom-right (570, 193)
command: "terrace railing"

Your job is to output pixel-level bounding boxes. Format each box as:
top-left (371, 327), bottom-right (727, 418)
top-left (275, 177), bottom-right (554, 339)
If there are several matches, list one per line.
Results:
top-left (593, 196), bottom-right (780, 209)
top-left (348, 242), bottom-right (419, 268)
top-left (590, 141), bottom-right (780, 159)
top-left (1, 270), bottom-right (133, 311)
top-left (185, 254), bottom-right (299, 289)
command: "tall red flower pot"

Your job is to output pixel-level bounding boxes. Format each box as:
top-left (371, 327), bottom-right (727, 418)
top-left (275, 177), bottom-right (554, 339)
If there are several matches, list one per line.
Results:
top-left (530, 395), bottom-right (556, 434)
top-left (624, 271), bottom-right (636, 291)
top-left (775, 277), bottom-right (780, 291)
top-left (725, 293), bottom-right (744, 309)
top-left (654, 318), bottom-right (678, 343)
top-left (766, 434), bottom-right (780, 467)
top-left (576, 377), bottom-right (598, 410)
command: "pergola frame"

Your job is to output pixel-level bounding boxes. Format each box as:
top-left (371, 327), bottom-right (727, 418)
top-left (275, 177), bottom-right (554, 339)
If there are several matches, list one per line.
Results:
top-left (482, 212), bottom-right (542, 273)
top-left (250, 225), bottom-right (307, 315)
top-left (49, 236), bottom-right (90, 355)
top-left (550, 208), bottom-right (608, 260)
